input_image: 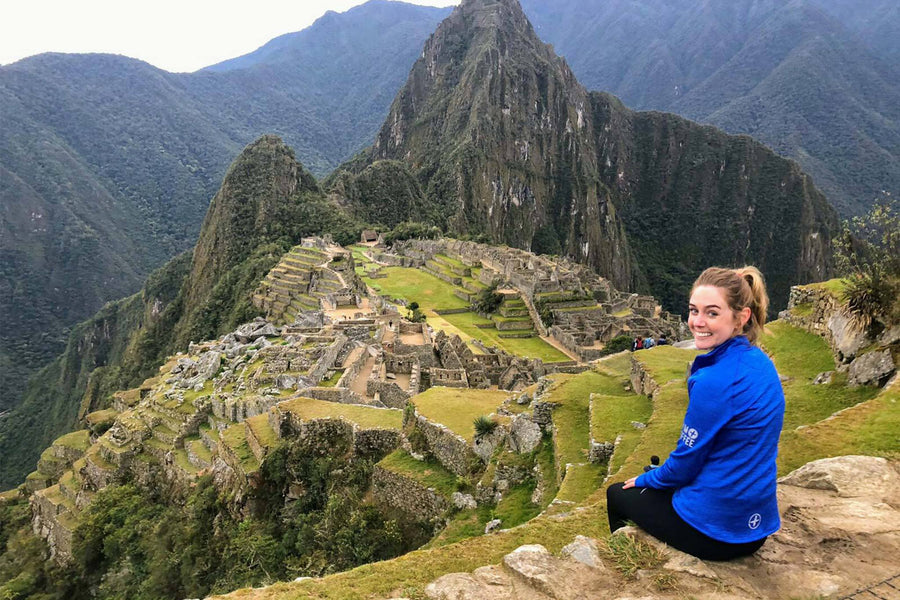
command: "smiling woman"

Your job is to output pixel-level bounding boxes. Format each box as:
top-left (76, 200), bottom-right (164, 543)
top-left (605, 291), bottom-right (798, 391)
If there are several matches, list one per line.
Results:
top-left (606, 266), bottom-right (785, 562)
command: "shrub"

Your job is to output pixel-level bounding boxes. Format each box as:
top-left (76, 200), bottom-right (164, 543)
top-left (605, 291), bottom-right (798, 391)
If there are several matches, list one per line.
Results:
top-left (473, 415), bottom-right (499, 437)
top-left (601, 335), bottom-right (634, 356)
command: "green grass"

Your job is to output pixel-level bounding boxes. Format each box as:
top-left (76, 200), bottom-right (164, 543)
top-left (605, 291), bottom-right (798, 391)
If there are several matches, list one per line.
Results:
top-left (220, 425), bottom-right (260, 473)
top-left (278, 396), bottom-right (403, 431)
top-left (362, 267), bottom-right (470, 311)
top-left (761, 321), bottom-right (879, 429)
top-left (806, 278), bottom-right (847, 296)
top-left (378, 450), bottom-right (459, 497)
top-left (555, 463), bottom-right (606, 503)
top-left (319, 369), bottom-right (344, 387)
top-left (778, 380), bottom-right (900, 474)
top-left (412, 387), bottom-right (512, 442)
top-left (438, 312), bottom-right (569, 363)
top-left (246, 414), bottom-right (278, 449)
top-left (545, 371), bottom-right (612, 468)
top-left (85, 408), bottom-right (119, 426)
top-left (54, 430), bottom-right (91, 451)
top-left (633, 346), bottom-right (697, 386)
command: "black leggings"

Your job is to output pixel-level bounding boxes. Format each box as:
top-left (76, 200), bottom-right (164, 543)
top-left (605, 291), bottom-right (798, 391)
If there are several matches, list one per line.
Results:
top-left (606, 482), bottom-right (766, 561)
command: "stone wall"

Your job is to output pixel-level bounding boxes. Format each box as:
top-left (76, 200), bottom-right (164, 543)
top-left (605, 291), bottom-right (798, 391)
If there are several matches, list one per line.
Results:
top-left (354, 429), bottom-right (403, 460)
top-left (630, 356), bottom-right (661, 399)
top-left (372, 466), bottom-right (451, 525)
top-left (367, 380), bottom-right (410, 409)
top-left (309, 335), bottom-right (347, 384)
top-left (412, 414), bottom-right (477, 476)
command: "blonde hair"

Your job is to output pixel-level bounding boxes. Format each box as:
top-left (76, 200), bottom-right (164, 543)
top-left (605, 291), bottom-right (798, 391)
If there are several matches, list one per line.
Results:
top-left (692, 266), bottom-right (769, 343)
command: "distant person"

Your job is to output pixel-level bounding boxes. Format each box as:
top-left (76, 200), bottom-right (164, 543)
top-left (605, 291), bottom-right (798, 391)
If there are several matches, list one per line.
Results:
top-left (632, 336), bottom-right (643, 351)
top-left (657, 334), bottom-right (668, 346)
top-left (643, 336), bottom-right (655, 349)
top-left (606, 266), bottom-right (784, 560)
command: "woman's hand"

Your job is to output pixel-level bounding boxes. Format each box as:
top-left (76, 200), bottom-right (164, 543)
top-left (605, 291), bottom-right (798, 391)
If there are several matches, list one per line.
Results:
top-left (622, 477), bottom-right (638, 489)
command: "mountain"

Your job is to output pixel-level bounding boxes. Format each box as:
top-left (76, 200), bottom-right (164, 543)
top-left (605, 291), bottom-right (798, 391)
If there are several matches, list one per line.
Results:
top-left (337, 0), bottom-right (837, 312)
top-left (0, 135), bottom-right (359, 489)
top-left (0, 1), bottom-right (449, 413)
top-left (519, 0), bottom-right (900, 217)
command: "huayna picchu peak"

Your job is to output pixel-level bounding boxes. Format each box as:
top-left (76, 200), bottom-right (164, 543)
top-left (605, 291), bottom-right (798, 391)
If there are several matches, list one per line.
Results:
top-left (336, 0), bottom-right (838, 312)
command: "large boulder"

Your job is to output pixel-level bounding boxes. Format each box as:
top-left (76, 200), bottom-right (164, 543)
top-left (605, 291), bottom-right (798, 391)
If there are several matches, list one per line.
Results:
top-left (847, 350), bottom-right (896, 387)
top-left (422, 455), bottom-right (900, 600)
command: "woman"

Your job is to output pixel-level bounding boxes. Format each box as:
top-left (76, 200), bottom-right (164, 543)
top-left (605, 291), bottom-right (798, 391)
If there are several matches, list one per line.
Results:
top-left (606, 266), bottom-right (784, 560)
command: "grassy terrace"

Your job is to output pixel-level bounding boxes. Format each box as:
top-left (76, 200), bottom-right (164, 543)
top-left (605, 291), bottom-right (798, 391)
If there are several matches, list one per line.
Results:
top-left (611, 348), bottom-right (697, 481)
top-left (543, 370), bottom-right (615, 503)
top-left (54, 430), bottom-right (91, 451)
top-left (378, 449), bottom-right (458, 497)
top-left (436, 311), bottom-right (568, 362)
top-left (363, 265), bottom-right (569, 362)
top-left (760, 321), bottom-right (879, 429)
top-left (362, 266), bottom-right (469, 311)
top-left (278, 396), bottom-right (403, 430)
top-left (220, 425), bottom-right (260, 473)
top-left (412, 387), bottom-right (512, 442)
top-left (589, 356), bottom-right (653, 482)
top-left (245, 414), bottom-right (278, 449)
top-left (778, 377), bottom-right (900, 473)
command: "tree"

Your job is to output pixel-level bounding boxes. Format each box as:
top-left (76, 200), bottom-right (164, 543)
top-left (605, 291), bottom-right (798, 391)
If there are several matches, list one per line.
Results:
top-left (835, 195), bottom-right (900, 329)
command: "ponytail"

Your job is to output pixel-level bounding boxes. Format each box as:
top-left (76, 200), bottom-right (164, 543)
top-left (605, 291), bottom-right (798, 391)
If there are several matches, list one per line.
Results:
top-left (692, 265), bottom-right (769, 344)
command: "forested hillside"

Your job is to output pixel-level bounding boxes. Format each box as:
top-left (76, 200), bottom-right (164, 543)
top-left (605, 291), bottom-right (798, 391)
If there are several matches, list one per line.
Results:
top-left (0, 1), bottom-right (449, 412)
top-left (520, 0), bottom-right (900, 218)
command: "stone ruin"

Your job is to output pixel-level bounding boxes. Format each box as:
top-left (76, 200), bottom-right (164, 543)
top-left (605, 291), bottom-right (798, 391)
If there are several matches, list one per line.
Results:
top-left (388, 238), bottom-right (685, 360)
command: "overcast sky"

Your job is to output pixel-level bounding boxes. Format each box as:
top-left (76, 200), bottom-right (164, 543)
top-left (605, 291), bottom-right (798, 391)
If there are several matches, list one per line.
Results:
top-left (0, 0), bottom-right (460, 73)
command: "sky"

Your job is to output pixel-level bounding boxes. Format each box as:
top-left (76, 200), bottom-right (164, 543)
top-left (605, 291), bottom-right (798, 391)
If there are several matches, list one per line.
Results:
top-left (0, 0), bottom-right (460, 73)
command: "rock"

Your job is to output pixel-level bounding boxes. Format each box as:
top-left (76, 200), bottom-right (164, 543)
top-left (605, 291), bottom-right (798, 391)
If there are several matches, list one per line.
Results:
top-left (847, 350), bottom-right (895, 386)
top-left (588, 441), bottom-right (614, 464)
top-left (509, 414), bottom-right (542, 453)
top-left (420, 456), bottom-right (900, 600)
top-left (501, 544), bottom-right (614, 599)
top-left (878, 324), bottom-right (900, 346)
top-left (275, 374), bottom-right (297, 390)
top-left (560, 535), bottom-right (606, 570)
top-left (473, 428), bottom-right (506, 463)
top-left (484, 519), bottom-right (502, 534)
top-left (812, 371), bottom-right (834, 385)
top-left (452, 492), bottom-right (477, 510)
top-left (827, 311), bottom-right (870, 362)
top-left (778, 455), bottom-right (900, 499)
top-left (630, 421), bottom-right (646, 429)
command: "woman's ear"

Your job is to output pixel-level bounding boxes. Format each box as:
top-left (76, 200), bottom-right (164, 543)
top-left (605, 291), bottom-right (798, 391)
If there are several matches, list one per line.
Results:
top-left (738, 306), bottom-right (751, 330)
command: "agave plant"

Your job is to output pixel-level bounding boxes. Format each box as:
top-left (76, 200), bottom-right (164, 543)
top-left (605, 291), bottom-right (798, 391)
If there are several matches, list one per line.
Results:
top-left (473, 414), bottom-right (499, 437)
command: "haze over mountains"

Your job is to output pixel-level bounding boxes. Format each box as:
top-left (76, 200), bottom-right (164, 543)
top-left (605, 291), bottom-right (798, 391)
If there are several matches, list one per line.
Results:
top-left (0, 0), bottom-right (896, 417)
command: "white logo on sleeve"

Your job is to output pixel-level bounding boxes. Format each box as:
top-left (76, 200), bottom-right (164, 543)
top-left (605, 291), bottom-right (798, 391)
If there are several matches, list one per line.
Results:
top-left (748, 513), bottom-right (762, 530)
top-left (680, 425), bottom-right (700, 447)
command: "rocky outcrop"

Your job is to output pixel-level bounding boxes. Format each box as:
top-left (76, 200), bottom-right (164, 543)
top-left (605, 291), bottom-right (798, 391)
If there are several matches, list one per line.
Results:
top-left (354, 0), bottom-right (837, 311)
top-left (782, 283), bottom-right (897, 386)
top-left (422, 455), bottom-right (900, 600)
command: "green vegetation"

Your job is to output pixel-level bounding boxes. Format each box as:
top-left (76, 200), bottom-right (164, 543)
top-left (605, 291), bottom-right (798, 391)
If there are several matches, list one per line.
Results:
top-left (363, 267), bottom-right (469, 311)
top-left (473, 415), bottom-right (500, 437)
top-left (378, 450), bottom-right (459, 497)
top-left (279, 397), bottom-right (403, 431)
top-left (413, 388), bottom-right (511, 442)
top-left (603, 531), bottom-right (666, 579)
top-left (760, 321), bottom-right (879, 430)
